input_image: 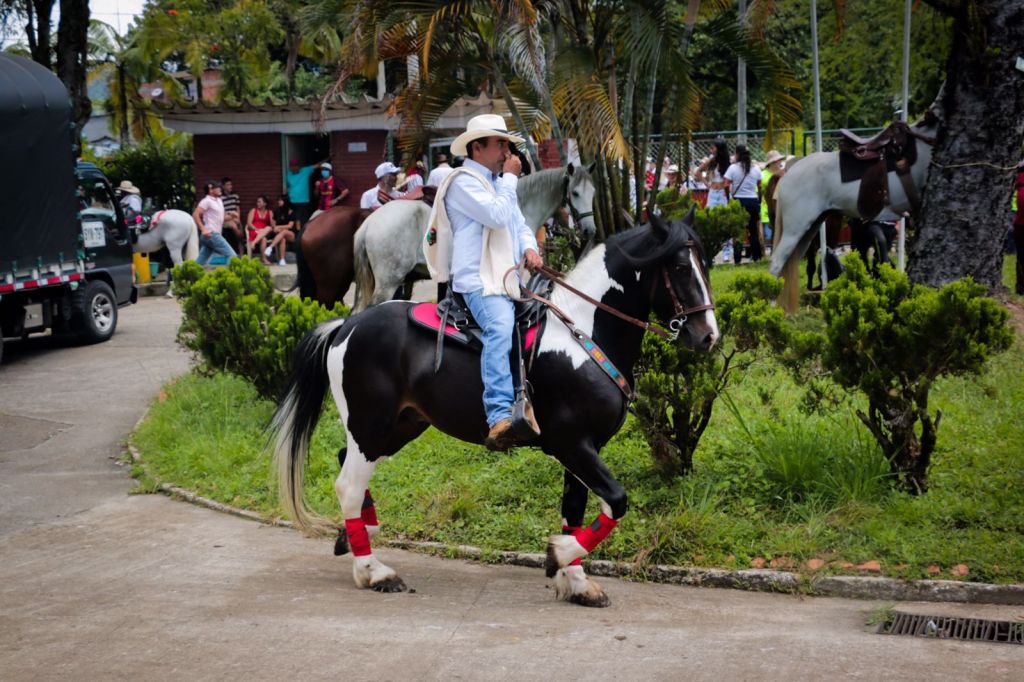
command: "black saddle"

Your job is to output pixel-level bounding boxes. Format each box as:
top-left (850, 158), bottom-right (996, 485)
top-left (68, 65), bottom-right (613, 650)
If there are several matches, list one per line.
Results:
top-left (838, 121), bottom-right (919, 220)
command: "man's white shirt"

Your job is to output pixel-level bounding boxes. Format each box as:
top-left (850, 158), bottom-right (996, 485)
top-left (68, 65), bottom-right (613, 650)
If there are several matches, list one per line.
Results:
top-left (445, 158), bottom-right (537, 294)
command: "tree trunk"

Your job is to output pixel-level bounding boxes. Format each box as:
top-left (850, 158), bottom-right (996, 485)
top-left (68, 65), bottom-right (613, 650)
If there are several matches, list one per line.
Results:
top-left (55, 0), bottom-right (91, 145)
top-left (491, 65), bottom-right (543, 170)
top-left (117, 63), bottom-right (130, 147)
top-left (25, 0), bottom-right (55, 69)
top-left (285, 27), bottom-right (300, 98)
top-left (907, 0), bottom-right (1024, 289)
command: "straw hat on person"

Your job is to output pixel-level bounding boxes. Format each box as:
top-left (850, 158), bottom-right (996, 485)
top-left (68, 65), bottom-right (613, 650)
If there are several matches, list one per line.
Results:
top-left (117, 180), bottom-right (140, 195)
top-left (450, 114), bottom-right (524, 156)
top-left (761, 150), bottom-right (785, 169)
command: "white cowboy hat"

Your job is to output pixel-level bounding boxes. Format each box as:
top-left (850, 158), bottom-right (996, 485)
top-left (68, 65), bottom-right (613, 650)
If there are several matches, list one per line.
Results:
top-left (666, 164), bottom-right (680, 174)
top-left (762, 150), bottom-right (785, 168)
top-left (450, 114), bottom-right (524, 156)
top-left (320, 162), bottom-right (332, 171)
top-left (117, 180), bottom-right (140, 195)
top-left (375, 161), bottom-right (401, 179)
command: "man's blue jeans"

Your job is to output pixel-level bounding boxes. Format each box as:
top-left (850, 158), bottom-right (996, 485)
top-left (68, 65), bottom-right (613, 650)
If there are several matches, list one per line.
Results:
top-left (462, 289), bottom-right (515, 428)
top-left (196, 232), bottom-right (238, 265)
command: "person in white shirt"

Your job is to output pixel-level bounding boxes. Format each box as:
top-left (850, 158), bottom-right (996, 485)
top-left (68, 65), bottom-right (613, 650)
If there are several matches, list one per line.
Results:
top-left (724, 144), bottom-right (763, 263)
top-left (117, 180), bottom-right (143, 214)
top-left (359, 162), bottom-right (403, 210)
top-left (423, 114), bottom-right (543, 450)
top-left (426, 153), bottom-right (454, 186)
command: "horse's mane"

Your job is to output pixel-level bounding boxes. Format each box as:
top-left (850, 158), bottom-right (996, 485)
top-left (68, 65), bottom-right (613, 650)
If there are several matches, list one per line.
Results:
top-left (607, 215), bottom-right (697, 268)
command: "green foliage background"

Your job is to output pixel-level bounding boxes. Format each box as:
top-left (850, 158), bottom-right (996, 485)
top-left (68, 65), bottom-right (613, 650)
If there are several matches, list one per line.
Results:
top-left (172, 259), bottom-right (348, 399)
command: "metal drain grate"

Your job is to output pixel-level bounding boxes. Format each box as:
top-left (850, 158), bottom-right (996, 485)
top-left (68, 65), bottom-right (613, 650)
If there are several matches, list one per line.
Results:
top-left (877, 613), bottom-right (1024, 645)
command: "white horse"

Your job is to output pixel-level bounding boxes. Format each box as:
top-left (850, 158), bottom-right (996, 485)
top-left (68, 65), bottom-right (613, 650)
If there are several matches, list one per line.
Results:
top-left (769, 89), bottom-right (945, 307)
top-left (133, 208), bottom-right (199, 266)
top-left (352, 165), bottom-right (597, 311)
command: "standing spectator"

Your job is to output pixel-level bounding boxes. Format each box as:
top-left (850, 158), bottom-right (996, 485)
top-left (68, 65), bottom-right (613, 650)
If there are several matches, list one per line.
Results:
top-left (1013, 160), bottom-right (1024, 295)
top-left (245, 195), bottom-right (275, 263)
top-left (286, 158), bottom-right (318, 228)
top-left (699, 139), bottom-right (731, 208)
top-left (725, 144), bottom-right (763, 263)
top-left (662, 164), bottom-right (680, 191)
top-left (360, 162), bottom-right (403, 210)
top-left (220, 177), bottom-right (244, 253)
top-left (312, 163), bottom-right (350, 218)
top-left (426, 153), bottom-right (453, 186)
top-left (117, 180), bottom-right (143, 214)
top-left (193, 180), bottom-right (236, 265)
top-left (403, 160), bottom-right (426, 192)
top-left (265, 194), bottom-right (296, 266)
top-left (759, 150), bottom-right (785, 253)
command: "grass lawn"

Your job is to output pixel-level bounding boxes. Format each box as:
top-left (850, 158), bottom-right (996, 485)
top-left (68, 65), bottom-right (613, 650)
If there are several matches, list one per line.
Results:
top-left (133, 257), bottom-right (1024, 584)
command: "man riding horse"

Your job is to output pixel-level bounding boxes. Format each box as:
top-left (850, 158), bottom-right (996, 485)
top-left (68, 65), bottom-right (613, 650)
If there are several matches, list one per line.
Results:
top-left (425, 114), bottom-right (545, 451)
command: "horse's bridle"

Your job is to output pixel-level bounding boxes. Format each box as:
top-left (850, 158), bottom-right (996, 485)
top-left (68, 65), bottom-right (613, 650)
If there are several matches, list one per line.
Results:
top-left (518, 239), bottom-right (715, 341)
top-left (561, 173), bottom-right (595, 226)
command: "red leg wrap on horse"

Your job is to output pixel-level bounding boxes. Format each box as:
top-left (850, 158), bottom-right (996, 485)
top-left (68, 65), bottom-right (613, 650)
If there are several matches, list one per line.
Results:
top-left (361, 489), bottom-right (379, 526)
top-left (344, 517), bottom-right (372, 556)
top-left (573, 513), bottom-right (618, 553)
top-left (562, 526), bottom-right (583, 566)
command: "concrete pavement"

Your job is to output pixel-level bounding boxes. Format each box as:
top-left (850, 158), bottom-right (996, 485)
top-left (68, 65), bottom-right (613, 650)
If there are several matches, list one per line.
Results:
top-left (1, 297), bottom-right (1022, 680)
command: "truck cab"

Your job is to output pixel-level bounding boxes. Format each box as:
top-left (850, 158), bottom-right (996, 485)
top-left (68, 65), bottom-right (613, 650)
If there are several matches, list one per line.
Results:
top-left (0, 53), bottom-right (135, 363)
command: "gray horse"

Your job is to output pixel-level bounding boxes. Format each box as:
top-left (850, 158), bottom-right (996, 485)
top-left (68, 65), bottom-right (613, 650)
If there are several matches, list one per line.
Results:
top-left (352, 165), bottom-right (597, 311)
top-left (133, 209), bottom-right (199, 294)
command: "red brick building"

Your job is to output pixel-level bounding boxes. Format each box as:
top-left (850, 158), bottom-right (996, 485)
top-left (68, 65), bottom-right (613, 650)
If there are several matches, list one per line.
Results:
top-left (160, 93), bottom-right (514, 218)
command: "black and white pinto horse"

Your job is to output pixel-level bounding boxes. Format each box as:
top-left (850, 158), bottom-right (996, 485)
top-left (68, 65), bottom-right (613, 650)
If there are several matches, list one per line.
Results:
top-left (270, 211), bottom-right (719, 607)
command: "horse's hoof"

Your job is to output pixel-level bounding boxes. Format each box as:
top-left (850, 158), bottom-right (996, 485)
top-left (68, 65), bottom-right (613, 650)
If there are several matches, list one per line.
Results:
top-left (545, 543), bottom-right (560, 578)
top-left (370, 575), bottom-right (408, 593)
top-left (334, 532), bottom-right (350, 556)
top-left (569, 591), bottom-right (611, 608)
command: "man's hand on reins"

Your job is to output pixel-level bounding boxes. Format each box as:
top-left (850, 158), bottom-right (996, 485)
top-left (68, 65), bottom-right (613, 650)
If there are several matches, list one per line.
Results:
top-left (524, 248), bottom-right (543, 272)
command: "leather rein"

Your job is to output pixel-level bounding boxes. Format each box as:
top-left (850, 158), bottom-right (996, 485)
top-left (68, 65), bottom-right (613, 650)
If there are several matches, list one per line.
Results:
top-left (512, 240), bottom-right (715, 341)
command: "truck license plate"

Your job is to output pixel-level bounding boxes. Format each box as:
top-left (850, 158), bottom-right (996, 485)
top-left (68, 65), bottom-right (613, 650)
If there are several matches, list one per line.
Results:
top-left (82, 221), bottom-right (106, 248)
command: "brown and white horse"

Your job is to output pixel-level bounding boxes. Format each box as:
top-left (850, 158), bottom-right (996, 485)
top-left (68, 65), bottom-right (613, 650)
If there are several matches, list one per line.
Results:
top-left (270, 211), bottom-right (718, 607)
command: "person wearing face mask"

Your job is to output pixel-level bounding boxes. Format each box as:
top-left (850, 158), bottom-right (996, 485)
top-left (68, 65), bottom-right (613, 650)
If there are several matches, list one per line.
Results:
top-left (313, 163), bottom-right (349, 219)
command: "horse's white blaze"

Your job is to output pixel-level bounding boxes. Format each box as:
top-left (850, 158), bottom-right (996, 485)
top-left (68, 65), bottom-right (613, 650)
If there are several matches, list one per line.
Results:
top-left (690, 249), bottom-right (720, 346)
top-left (538, 244), bottom-right (624, 369)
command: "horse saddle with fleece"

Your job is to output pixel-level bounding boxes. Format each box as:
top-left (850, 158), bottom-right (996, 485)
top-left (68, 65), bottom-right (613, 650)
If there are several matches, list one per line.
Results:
top-left (838, 121), bottom-right (919, 220)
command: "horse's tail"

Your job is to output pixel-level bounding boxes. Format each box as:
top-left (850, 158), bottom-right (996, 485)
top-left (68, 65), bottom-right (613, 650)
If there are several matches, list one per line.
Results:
top-left (270, 316), bottom-right (348, 534)
top-left (295, 232), bottom-right (315, 299)
top-left (183, 213), bottom-right (199, 262)
top-left (352, 226), bottom-right (374, 312)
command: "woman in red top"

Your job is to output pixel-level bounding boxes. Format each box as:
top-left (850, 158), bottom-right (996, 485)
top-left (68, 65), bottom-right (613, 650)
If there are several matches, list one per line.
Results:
top-left (1013, 162), bottom-right (1024, 295)
top-left (246, 195), bottom-right (275, 264)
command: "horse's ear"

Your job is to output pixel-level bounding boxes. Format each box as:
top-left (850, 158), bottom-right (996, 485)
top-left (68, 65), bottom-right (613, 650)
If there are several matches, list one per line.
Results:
top-left (567, 163), bottom-right (575, 176)
top-left (650, 213), bottom-right (670, 240)
top-left (586, 162), bottom-right (596, 175)
top-left (682, 205), bottom-right (696, 227)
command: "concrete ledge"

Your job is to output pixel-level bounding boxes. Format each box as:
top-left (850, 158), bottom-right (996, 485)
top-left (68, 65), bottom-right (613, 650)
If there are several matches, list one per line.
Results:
top-left (127, 439), bottom-right (1024, 606)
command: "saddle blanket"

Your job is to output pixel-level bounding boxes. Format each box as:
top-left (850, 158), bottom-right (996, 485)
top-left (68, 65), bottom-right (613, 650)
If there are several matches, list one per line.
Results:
top-left (409, 302), bottom-right (540, 352)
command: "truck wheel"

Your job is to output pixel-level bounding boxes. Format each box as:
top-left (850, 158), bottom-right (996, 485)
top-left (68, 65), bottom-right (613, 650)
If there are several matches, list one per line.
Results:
top-left (71, 280), bottom-right (118, 344)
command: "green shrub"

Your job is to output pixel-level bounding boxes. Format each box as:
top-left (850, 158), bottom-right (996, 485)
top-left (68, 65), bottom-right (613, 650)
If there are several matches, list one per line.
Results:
top-left (98, 137), bottom-right (195, 211)
top-left (817, 255), bottom-right (1013, 494)
top-left (634, 272), bottom-right (791, 478)
top-left (172, 258), bottom-right (348, 399)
